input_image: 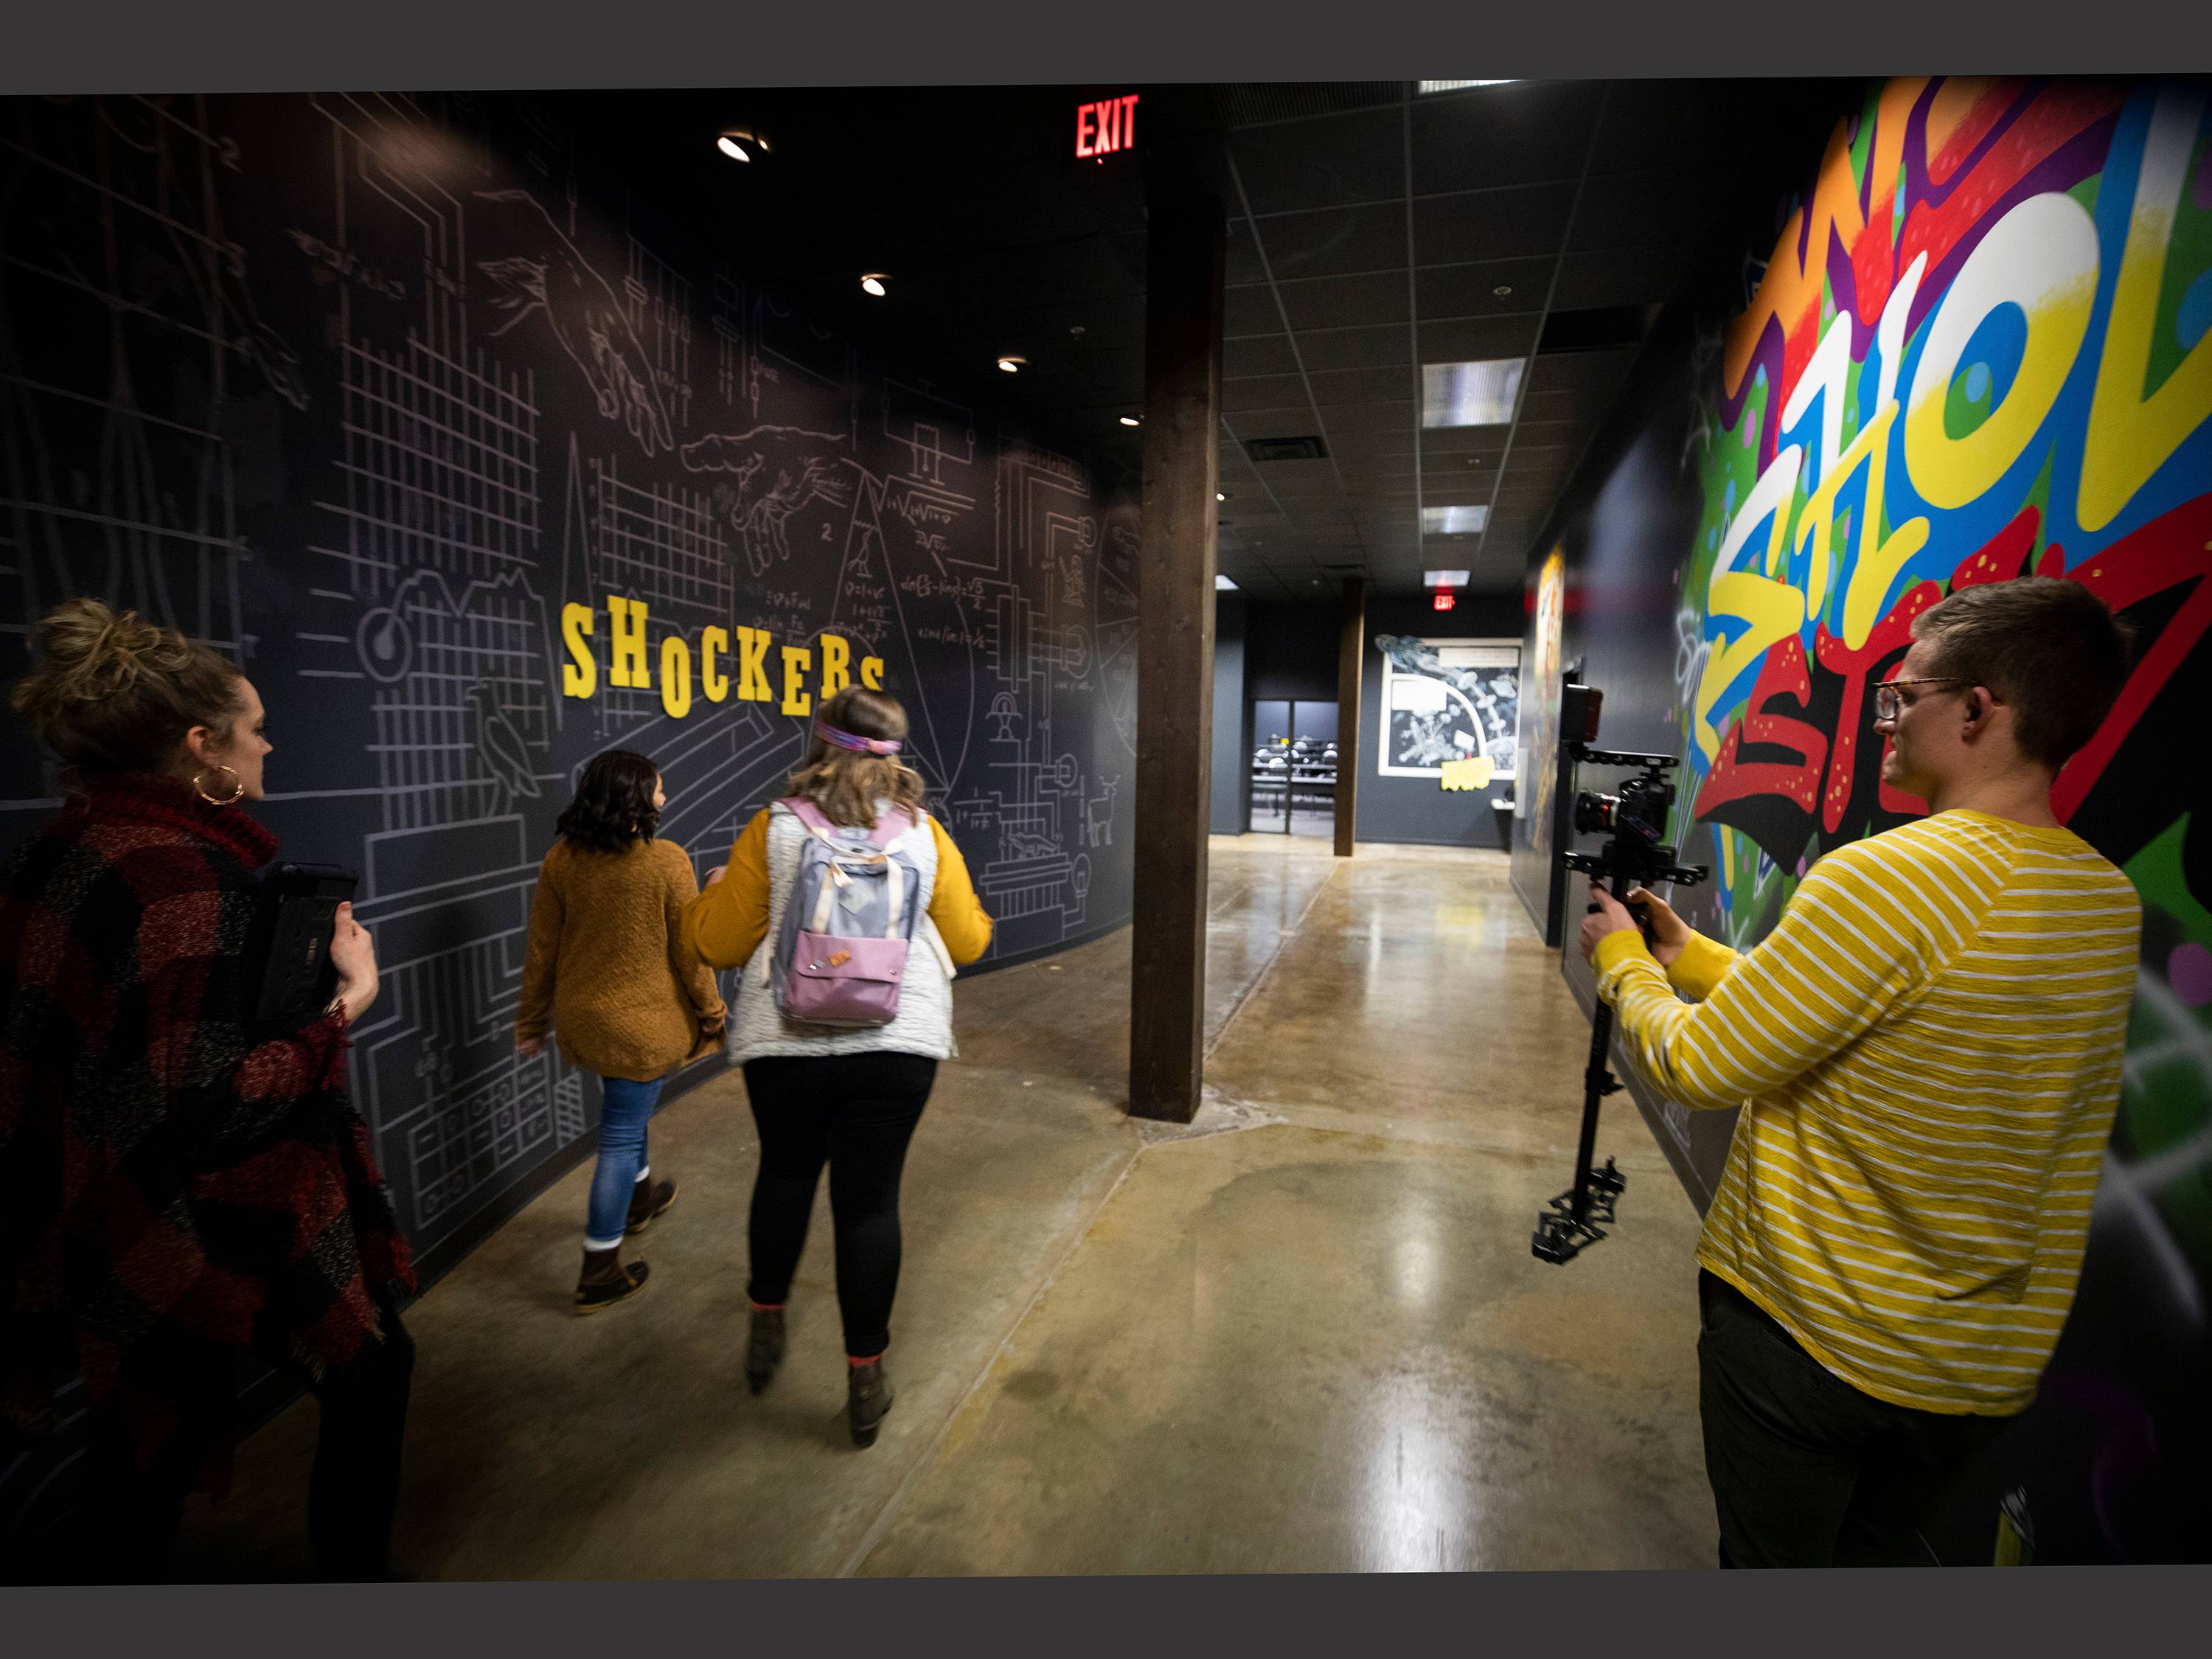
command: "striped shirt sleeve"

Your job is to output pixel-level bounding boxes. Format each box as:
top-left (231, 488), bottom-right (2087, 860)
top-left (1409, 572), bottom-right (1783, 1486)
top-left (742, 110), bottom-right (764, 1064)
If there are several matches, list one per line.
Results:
top-left (1591, 848), bottom-right (1926, 1113)
top-left (1664, 930), bottom-right (1742, 1001)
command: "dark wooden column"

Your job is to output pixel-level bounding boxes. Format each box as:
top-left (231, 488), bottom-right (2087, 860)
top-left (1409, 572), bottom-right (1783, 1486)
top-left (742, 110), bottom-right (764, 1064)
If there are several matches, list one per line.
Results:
top-left (1333, 576), bottom-right (1365, 858)
top-left (1127, 182), bottom-right (1225, 1124)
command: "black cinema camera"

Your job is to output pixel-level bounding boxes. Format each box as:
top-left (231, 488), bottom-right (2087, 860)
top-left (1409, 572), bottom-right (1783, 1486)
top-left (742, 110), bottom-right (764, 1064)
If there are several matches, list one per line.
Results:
top-left (1532, 683), bottom-right (1708, 1267)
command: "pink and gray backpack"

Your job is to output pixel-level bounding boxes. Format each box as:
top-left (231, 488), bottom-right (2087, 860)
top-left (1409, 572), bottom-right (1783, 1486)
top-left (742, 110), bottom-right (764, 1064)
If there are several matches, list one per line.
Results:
top-left (768, 798), bottom-right (924, 1028)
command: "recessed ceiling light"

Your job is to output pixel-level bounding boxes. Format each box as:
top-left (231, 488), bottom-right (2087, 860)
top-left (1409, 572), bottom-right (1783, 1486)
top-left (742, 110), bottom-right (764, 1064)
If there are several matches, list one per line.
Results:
top-left (1119, 415), bottom-right (1140, 427)
top-left (716, 130), bottom-right (768, 162)
top-left (1493, 285), bottom-right (1514, 296)
top-left (1417, 81), bottom-right (1520, 94)
top-left (996, 355), bottom-right (1025, 373)
top-left (1424, 568), bottom-right (1474, 586)
top-left (1215, 574), bottom-right (1239, 591)
top-left (1423, 505), bottom-right (1489, 535)
top-left (1217, 492), bottom-right (1227, 501)
top-left (860, 274), bottom-right (888, 297)
top-left (1422, 358), bottom-right (1526, 428)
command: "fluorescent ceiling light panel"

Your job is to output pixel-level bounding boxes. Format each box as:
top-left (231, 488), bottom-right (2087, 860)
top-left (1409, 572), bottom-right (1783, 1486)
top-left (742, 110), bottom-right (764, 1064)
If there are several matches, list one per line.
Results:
top-left (1422, 505), bottom-right (1490, 535)
top-left (1422, 358), bottom-right (1525, 428)
top-left (1215, 574), bottom-right (1240, 591)
top-left (1417, 80), bottom-right (1518, 94)
top-left (1424, 568), bottom-right (1473, 587)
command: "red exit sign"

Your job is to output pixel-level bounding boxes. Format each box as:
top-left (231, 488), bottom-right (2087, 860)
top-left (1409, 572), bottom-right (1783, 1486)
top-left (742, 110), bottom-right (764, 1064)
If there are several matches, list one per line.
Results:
top-left (1076, 94), bottom-right (1139, 161)
top-left (1433, 591), bottom-right (1457, 611)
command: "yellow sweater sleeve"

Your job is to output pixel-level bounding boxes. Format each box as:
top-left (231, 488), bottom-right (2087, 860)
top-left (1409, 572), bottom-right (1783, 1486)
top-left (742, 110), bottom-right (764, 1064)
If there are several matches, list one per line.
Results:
top-left (681, 808), bottom-right (773, 971)
top-left (661, 844), bottom-right (728, 1023)
top-left (515, 849), bottom-right (563, 1043)
top-left (1591, 852), bottom-right (1921, 1112)
top-left (926, 815), bottom-right (994, 965)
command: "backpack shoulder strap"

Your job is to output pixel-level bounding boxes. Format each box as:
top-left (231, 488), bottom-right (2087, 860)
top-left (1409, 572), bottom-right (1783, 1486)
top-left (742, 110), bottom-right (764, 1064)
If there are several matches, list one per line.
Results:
top-left (779, 797), bottom-right (834, 837)
top-left (866, 807), bottom-right (917, 850)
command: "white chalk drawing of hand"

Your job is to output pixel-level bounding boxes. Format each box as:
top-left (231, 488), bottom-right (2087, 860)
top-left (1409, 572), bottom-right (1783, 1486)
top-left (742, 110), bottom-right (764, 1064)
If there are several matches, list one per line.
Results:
top-left (473, 189), bottom-right (673, 457)
top-left (680, 426), bottom-right (850, 571)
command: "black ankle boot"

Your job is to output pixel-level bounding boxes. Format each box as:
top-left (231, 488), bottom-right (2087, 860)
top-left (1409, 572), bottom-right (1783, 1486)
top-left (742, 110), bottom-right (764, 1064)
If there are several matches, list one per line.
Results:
top-left (846, 1358), bottom-right (894, 1447)
top-left (745, 1307), bottom-right (786, 1394)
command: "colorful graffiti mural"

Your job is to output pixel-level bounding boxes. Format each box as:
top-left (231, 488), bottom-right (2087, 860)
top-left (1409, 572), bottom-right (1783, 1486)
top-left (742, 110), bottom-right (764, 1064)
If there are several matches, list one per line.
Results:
top-left (1677, 77), bottom-right (2212, 1408)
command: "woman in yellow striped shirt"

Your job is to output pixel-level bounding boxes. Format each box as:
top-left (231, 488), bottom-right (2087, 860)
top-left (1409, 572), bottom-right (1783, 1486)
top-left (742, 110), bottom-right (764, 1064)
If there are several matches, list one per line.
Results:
top-left (1581, 577), bottom-right (2138, 1568)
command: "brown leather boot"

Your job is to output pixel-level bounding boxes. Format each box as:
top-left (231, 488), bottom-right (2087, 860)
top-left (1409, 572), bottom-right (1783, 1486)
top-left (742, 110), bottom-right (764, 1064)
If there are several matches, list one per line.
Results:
top-left (574, 1247), bottom-right (649, 1315)
top-left (625, 1175), bottom-right (678, 1236)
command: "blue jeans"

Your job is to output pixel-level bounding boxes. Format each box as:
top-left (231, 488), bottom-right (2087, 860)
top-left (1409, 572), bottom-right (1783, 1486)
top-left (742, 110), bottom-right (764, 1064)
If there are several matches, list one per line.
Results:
top-left (584, 1074), bottom-right (667, 1248)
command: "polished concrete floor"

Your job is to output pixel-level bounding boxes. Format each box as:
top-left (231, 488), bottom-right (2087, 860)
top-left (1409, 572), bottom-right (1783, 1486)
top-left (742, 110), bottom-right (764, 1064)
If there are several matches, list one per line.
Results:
top-left (173, 836), bottom-right (1715, 1577)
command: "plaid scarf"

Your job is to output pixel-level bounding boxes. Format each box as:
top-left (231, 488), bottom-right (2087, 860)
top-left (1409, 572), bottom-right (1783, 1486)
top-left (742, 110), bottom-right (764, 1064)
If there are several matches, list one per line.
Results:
top-left (0, 773), bottom-right (414, 1478)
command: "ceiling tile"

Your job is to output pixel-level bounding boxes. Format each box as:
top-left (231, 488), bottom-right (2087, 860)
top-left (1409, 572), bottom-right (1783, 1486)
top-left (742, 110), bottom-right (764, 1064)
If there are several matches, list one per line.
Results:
top-left (1408, 80), bottom-right (1604, 195)
top-left (1571, 170), bottom-right (1719, 252)
top-left (1511, 417), bottom-right (1585, 445)
top-left (1225, 217), bottom-right (1270, 286)
top-left (1228, 408), bottom-right (1324, 440)
top-left (1307, 364), bottom-right (1417, 405)
top-left (1278, 269), bottom-right (1410, 331)
top-left (1228, 104), bottom-right (1408, 214)
top-left (1313, 400), bottom-right (1414, 434)
top-left (1414, 257), bottom-right (1557, 319)
top-left (1226, 284), bottom-right (1287, 337)
top-left (1293, 324), bottom-right (1413, 372)
top-left (1416, 313), bottom-right (1542, 363)
top-left (1224, 374), bottom-right (1311, 412)
top-left (1419, 423), bottom-right (1512, 452)
top-left (1412, 184), bottom-right (1576, 265)
top-left (1248, 203), bottom-right (1411, 280)
top-left (1248, 456), bottom-right (1336, 486)
top-left (1549, 245), bottom-right (1693, 310)
top-left (1587, 80), bottom-right (1744, 174)
top-left (1224, 334), bottom-right (1299, 377)
top-left (1526, 347), bottom-right (1641, 394)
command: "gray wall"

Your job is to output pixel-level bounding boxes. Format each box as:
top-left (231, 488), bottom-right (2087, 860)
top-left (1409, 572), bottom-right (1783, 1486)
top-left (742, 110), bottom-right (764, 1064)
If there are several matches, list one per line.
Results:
top-left (1245, 599), bottom-right (1338, 702)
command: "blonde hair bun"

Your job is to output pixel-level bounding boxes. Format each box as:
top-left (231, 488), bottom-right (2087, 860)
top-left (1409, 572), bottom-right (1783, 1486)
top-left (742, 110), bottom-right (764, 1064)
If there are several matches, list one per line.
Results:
top-left (10, 598), bottom-right (244, 777)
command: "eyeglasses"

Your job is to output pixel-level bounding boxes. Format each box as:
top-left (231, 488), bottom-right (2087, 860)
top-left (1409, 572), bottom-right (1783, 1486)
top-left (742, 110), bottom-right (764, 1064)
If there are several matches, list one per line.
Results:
top-left (1871, 678), bottom-right (1973, 723)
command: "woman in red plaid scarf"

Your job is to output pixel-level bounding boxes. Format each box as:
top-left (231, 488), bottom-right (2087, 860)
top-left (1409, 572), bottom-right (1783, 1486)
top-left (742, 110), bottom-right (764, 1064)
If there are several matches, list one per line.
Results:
top-left (1, 599), bottom-right (417, 1582)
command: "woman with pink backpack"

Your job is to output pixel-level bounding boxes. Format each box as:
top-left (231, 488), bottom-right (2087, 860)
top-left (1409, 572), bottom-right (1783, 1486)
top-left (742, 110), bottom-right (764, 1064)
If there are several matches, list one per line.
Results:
top-left (684, 686), bottom-right (992, 1447)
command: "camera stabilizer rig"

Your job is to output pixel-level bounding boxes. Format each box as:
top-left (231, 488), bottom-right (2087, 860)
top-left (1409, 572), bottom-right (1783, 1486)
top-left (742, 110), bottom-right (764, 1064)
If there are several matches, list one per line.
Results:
top-left (1531, 685), bottom-right (1708, 1266)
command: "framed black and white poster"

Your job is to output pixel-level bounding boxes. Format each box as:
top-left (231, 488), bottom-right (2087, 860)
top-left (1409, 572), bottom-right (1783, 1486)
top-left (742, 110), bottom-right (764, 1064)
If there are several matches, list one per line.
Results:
top-left (1375, 636), bottom-right (1520, 783)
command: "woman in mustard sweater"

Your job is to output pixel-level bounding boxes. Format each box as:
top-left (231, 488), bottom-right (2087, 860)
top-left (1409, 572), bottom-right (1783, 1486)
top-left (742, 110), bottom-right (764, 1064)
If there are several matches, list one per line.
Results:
top-left (518, 750), bottom-right (726, 1312)
top-left (684, 687), bottom-right (992, 1447)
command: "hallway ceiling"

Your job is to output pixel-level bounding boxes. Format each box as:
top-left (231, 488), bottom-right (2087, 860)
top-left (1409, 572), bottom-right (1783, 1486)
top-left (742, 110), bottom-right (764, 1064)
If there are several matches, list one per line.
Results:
top-left (554, 80), bottom-right (1849, 600)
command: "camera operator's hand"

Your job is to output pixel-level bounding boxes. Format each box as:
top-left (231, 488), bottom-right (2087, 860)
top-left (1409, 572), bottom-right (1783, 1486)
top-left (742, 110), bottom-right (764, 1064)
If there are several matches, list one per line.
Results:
top-left (1578, 883), bottom-right (1642, 961)
top-left (1622, 886), bottom-right (1691, 968)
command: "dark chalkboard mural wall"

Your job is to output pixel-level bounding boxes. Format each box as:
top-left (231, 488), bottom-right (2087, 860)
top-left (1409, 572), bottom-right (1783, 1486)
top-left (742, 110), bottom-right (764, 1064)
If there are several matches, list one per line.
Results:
top-left (0, 93), bottom-right (1142, 1278)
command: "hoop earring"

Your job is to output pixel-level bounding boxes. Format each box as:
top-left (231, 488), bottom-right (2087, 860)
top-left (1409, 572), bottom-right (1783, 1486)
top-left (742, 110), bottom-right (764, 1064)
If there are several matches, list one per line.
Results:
top-left (194, 763), bottom-right (245, 807)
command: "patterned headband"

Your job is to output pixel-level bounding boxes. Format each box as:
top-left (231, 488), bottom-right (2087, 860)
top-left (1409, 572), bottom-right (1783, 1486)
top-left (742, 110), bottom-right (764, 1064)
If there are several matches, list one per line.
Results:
top-left (815, 720), bottom-right (902, 756)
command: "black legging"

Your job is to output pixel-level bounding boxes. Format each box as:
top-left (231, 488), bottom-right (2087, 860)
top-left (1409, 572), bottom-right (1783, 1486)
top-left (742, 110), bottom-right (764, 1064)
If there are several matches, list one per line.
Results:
top-left (742, 1051), bottom-right (936, 1358)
